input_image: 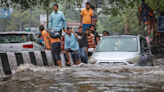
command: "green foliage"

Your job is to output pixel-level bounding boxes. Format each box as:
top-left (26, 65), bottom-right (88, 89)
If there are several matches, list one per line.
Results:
top-left (145, 0), bottom-right (164, 12)
top-left (96, 20), bottom-right (105, 33)
top-left (104, 6), bottom-right (145, 35)
top-left (6, 11), bottom-right (40, 31)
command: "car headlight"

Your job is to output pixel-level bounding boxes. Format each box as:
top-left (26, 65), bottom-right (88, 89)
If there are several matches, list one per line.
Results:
top-left (127, 56), bottom-right (140, 64)
top-left (88, 56), bottom-right (97, 64)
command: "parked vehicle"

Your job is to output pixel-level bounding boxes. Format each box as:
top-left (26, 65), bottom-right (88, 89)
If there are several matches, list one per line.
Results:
top-left (0, 31), bottom-right (44, 52)
top-left (88, 35), bottom-right (153, 66)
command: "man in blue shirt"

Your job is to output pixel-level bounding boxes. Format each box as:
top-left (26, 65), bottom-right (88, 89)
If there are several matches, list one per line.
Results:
top-left (49, 4), bottom-right (67, 37)
top-left (65, 27), bottom-right (80, 66)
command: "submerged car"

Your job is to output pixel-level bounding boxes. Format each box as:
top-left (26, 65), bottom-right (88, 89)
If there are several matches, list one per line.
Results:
top-left (0, 31), bottom-right (44, 52)
top-left (88, 35), bottom-right (153, 66)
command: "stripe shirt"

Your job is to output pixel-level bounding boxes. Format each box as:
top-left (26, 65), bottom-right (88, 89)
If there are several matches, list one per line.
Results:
top-left (49, 11), bottom-right (67, 31)
top-left (87, 33), bottom-right (96, 48)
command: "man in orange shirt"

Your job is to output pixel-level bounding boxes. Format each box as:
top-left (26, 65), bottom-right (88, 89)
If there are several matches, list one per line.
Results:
top-left (81, 2), bottom-right (93, 32)
top-left (39, 25), bottom-right (62, 67)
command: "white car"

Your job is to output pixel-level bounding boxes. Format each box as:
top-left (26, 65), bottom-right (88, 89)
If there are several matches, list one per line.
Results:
top-left (88, 35), bottom-right (153, 66)
top-left (0, 31), bottom-right (44, 52)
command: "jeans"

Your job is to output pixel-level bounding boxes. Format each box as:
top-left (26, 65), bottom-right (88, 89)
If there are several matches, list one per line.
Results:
top-left (78, 47), bottom-right (88, 63)
top-left (83, 24), bottom-right (91, 32)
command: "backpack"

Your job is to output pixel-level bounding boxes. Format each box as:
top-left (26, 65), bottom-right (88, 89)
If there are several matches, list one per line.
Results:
top-left (46, 29), bottom-right (60, 38)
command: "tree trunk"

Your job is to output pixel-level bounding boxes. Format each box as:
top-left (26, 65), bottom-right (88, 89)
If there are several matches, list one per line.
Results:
top-left (29, 2), bottom-right (32, 31)
top-left (125, 22), bottom-right (129, 34)
top-left (46, 11), bottom-right (49, 29)
top-left (19, 5), bottom-right (21, 31)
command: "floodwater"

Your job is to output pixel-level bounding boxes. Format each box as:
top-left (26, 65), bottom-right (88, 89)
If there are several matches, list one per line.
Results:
top-left (0, 56), bottom-right (164, 92)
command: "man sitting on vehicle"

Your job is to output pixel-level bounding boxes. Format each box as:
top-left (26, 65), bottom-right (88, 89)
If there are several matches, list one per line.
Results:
top-left (39, 25), bottom-right (62, 67)
top-left (65, 27), bottom-right (80, 65)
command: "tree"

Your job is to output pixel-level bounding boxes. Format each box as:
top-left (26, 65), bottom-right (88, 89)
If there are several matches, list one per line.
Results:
top-left (104, 6), bottom-right (145, 35)
top-left (6, 11), bottom-right (40, 31)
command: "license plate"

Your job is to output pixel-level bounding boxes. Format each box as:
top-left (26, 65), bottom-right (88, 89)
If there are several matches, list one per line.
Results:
top-left (100, 62), bottom-right (125, 65)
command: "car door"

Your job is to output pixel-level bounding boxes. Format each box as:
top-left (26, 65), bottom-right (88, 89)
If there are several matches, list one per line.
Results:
top-left (140, 37), bottom-right (152, 66)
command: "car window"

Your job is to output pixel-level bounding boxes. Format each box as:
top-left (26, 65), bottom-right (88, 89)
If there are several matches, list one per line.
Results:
top-left (0, 34), bottom-right (28, 43)
top-left (30, 34), bottom-right (35, 41)
top-left (96, 37), bottom-right (138, 52)
top-left (30, 34), bottom-right (39, 44)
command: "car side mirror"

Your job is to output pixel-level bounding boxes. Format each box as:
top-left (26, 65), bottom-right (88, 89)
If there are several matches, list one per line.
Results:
top-left (88, 48), bottom-right (94, 53)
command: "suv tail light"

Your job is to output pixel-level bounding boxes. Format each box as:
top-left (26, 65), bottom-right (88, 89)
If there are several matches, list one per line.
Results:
top-left (23, 44), bottom-right (33, 48)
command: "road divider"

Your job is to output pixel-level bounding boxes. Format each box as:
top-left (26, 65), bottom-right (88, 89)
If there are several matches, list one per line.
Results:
top-left (0, 51), bottom-right (77, 75)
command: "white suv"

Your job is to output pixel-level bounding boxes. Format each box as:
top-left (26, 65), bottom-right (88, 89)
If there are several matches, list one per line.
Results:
top-left (0, 31), bottom-right (44, 52)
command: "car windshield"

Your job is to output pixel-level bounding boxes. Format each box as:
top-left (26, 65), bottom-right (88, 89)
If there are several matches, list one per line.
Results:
top-left (96, 37), bottom-right (138, 52)
top-left (0, 34), bottom-right (28, 43)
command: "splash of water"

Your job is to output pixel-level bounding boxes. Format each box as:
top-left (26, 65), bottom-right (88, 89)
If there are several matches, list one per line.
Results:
top-left (16, 63), bottom-right (164, 76)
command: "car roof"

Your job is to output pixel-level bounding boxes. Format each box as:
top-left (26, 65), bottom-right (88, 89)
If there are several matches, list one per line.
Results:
top-left (103, 35), bottom-right (138, 38)
top-left (0, 31), bottom-right (36, 34)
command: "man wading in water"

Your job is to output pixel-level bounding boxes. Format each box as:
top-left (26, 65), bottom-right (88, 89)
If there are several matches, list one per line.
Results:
top-left (39, 25), bottom-right (62, 67)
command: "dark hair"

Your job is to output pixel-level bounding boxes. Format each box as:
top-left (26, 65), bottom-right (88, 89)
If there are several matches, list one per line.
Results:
top-left (39, 25), bottom-right (44, 31)
top-left (78, 26), bottom-right (83, 29)
top-left (103, 30), bottom-right (107, 33)
top-left (107, 32), bottom-right (110, 35)
top-left (90, 25), bottom-right (95, 28)
top-left (85, 27), bottom-right (90, 31)
top-left (86, 2), bottom-right (91, 5)
top-left (90, 5), bottom-right (94, 9)
top-left (53, 4), bottom-right (58, 7)
top-left (67, 27), bottom-right (72, 30)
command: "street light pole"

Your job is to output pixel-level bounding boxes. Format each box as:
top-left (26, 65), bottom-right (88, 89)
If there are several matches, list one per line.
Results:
top-left (19, 5), bottom-right (21, 31)
top-left (0, 0), bottom-right (2, 32)
top-left (1, 17), bottom-right (2, 32)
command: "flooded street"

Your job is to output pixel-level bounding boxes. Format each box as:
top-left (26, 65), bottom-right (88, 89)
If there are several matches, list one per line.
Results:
top-left (0, 56), bottom-right (164, 92)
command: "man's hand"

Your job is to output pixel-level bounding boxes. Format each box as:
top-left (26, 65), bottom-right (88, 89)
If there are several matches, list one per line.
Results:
top-left (45, 48), bottom-right (51, 51)
top-left (85, 48), bottom-right (88, 53)
top-left (64, 29), bottom-right (67, 33)
top-left (81, 24), bottom-right (83, 27)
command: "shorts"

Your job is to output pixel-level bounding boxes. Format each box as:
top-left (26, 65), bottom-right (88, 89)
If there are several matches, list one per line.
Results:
top-left (66, 48), bottom-right (79, 61)
top-left (51, 42), bottom-right (61, 61)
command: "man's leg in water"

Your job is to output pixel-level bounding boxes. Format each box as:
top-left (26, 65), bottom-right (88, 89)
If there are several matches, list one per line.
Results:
top-left (51, 42), bottom-right (62, 67)
top-left (73, 50), bottom-right (79, 65)
top-left (66, 49), bottom-right (72, 65)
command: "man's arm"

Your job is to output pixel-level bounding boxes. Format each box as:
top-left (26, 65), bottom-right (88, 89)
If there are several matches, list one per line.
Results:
top-left (80, 15), bottom-right (83, 27)
top-left (71, 30), bottom-right (80, 39)
top-left (42, 31), bottom-right (51, 50)
top-left (61, 12), bottom-right (67, 32)
top-left (91, 16), bottom-right (93, 25)
top-left (80, 10), bottom-right (84, 27)
top-left (96, 37), bottom-right (100, 44)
